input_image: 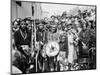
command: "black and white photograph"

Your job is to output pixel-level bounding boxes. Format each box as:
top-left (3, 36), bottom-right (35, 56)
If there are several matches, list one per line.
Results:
top-left (11, 0), bottom-right (96, 74)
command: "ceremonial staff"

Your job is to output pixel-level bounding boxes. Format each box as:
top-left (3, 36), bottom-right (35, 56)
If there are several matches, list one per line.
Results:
top-left (32, 2), bottom-right (38, 72)
top-left (31, 2), bottom-right (38, 72)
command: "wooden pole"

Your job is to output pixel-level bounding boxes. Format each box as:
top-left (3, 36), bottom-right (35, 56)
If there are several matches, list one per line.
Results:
top-left (34, 2), bottom-right (38, 72)
top-left (31, 2), bottom-right (37, 72)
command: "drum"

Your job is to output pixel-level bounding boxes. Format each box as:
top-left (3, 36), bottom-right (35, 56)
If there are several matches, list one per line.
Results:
top-left (44, 41), bottom-right (60, 57)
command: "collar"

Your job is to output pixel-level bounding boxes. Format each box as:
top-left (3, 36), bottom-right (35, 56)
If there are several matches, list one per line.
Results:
top-left (20, 30), bottom-right (27, 40)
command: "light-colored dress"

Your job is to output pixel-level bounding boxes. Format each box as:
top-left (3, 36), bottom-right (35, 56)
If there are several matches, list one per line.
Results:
top-left (67, 30), bottom-right (74, 64)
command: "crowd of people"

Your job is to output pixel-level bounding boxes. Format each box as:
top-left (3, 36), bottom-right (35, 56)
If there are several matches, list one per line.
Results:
top-left (12, 8), bottom-right (96, 74)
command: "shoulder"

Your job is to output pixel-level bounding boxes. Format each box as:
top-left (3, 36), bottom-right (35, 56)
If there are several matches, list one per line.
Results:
top-left (14, 30), bottom-right (20, 37)
top-left (15, 29), bottom-right (20, 33)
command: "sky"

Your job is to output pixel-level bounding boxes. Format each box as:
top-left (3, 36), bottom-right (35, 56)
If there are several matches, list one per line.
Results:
top-left (41, 3), bottom-right (95, 18)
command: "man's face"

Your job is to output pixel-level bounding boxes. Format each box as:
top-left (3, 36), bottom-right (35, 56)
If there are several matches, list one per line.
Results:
top-left (61, 35), bottom-right (66, 42)
top-left (58, 25), bottom-right (62, 30)
top-left (20, 21), bottom-right (27, 30)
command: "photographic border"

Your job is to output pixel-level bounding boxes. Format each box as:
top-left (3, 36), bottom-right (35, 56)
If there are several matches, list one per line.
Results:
top-left (10, 0), bottom-right (97, 74)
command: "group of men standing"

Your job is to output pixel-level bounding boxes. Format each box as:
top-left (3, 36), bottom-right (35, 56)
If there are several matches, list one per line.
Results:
top-left (12, 8), bottom-right (96, 74)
